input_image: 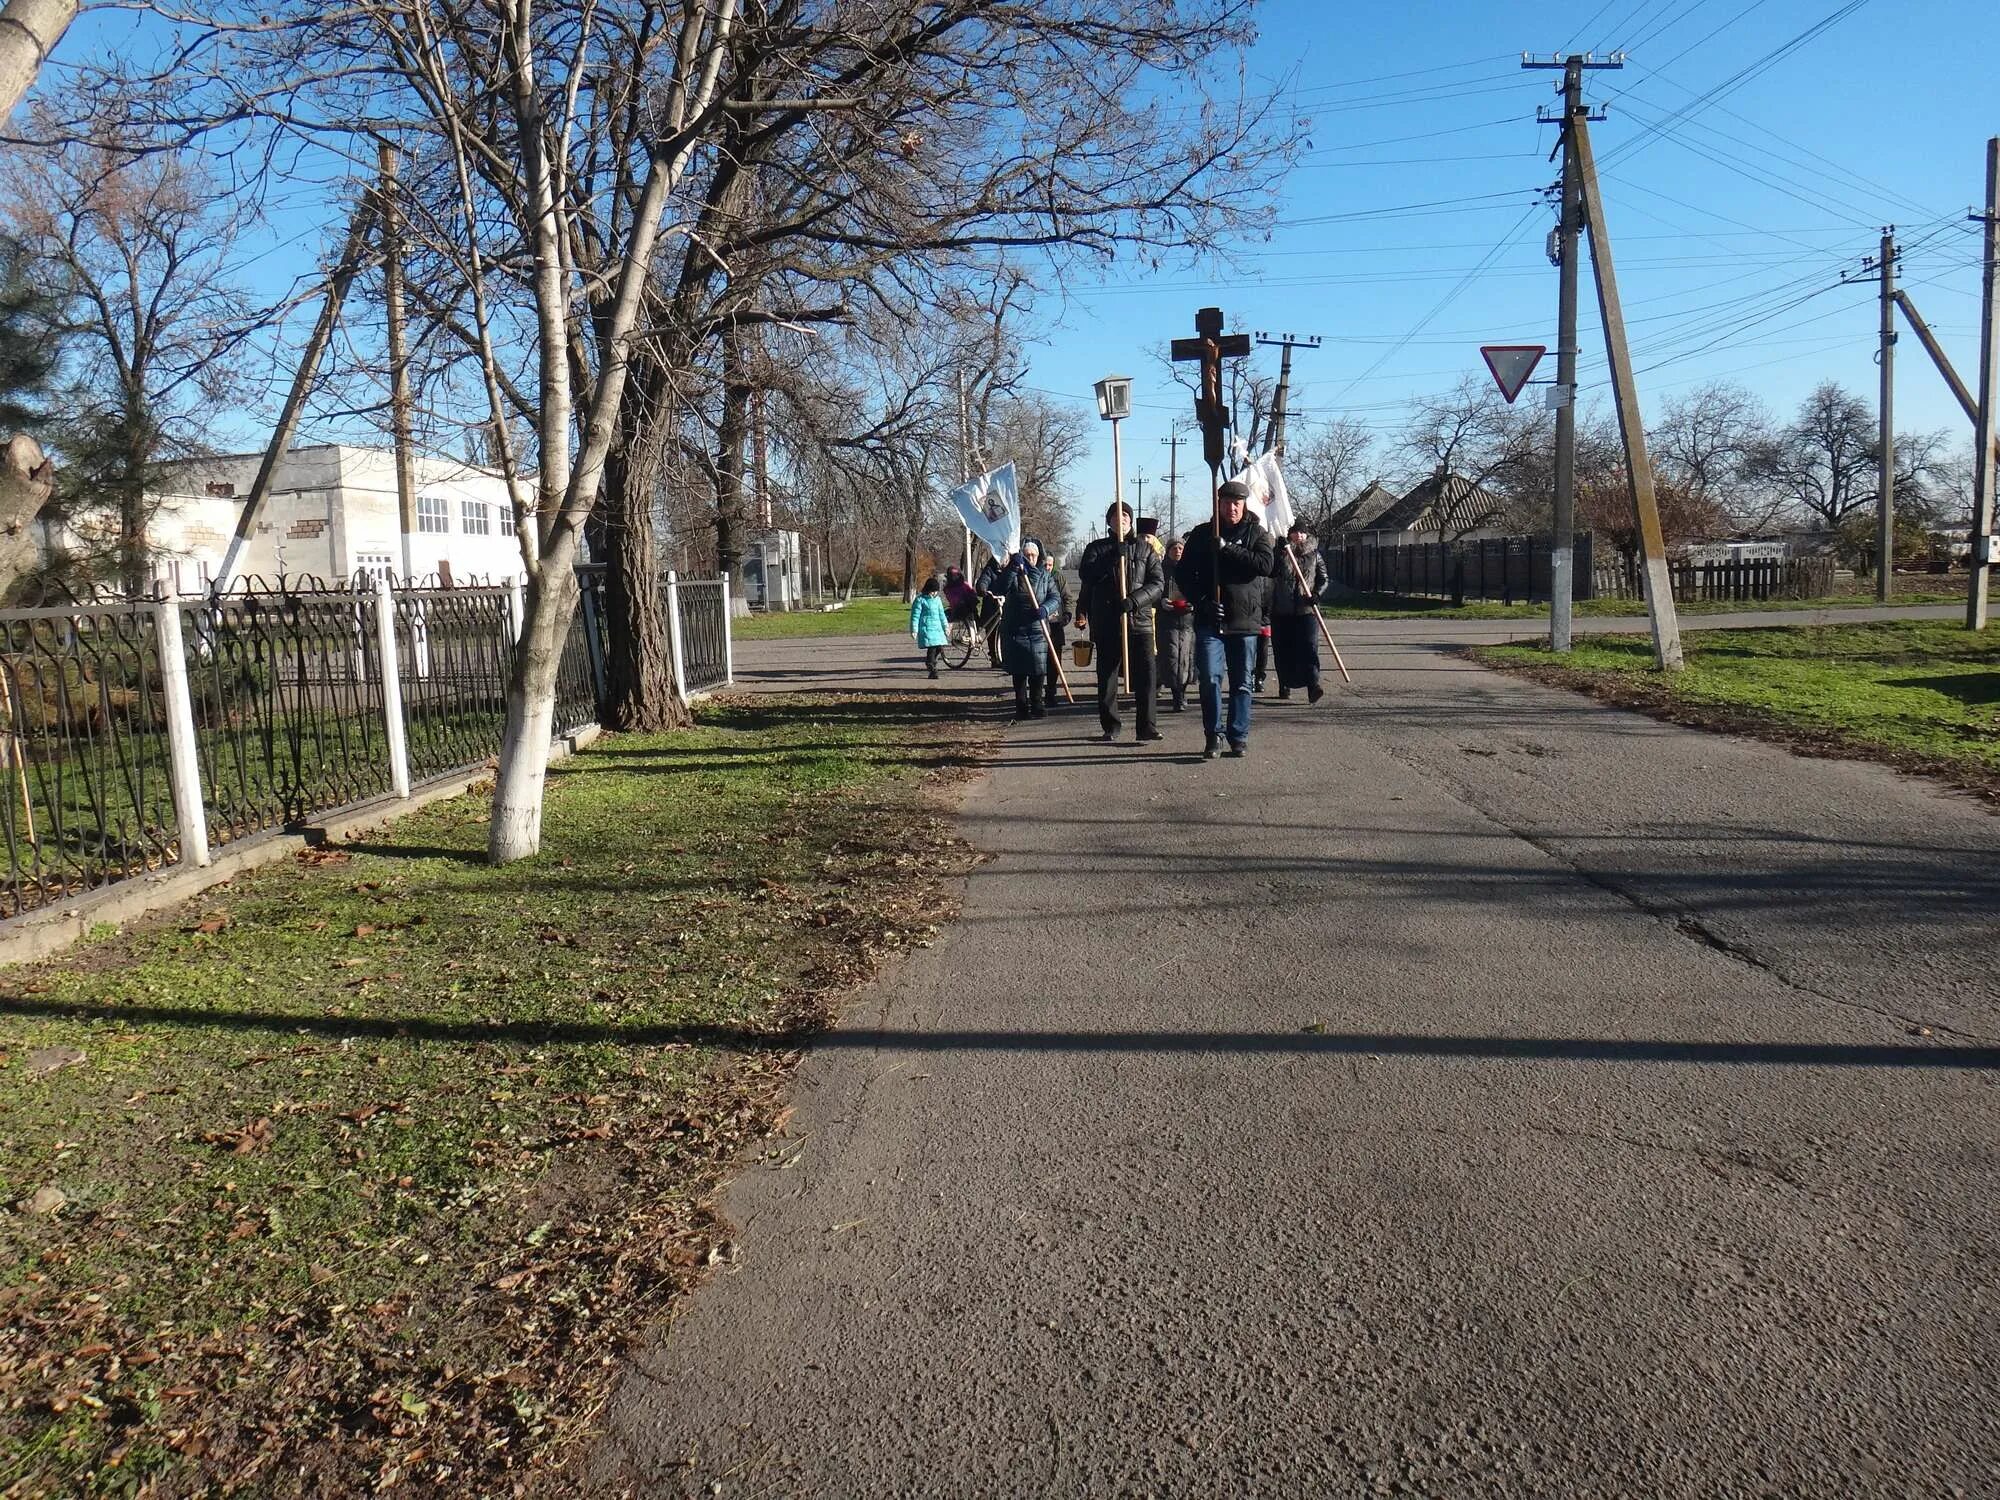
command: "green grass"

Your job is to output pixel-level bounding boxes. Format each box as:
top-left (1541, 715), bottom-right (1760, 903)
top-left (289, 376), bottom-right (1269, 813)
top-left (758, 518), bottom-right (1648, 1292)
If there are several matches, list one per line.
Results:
top-left (1320, 589), bottom-right (1964, 621)
top-left (733, 595), bottom-right (911, 639)
top-left (0, 695), bottom-right (984, 1494)
top-left (1476, 619), bottom-right (2000, 774)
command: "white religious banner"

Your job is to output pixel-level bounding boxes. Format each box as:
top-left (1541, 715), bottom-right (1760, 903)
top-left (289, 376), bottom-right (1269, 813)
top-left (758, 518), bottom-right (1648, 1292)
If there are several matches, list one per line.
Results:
top-left (949, 461), bottom-right (1021, 564)
top-left (1229, 450), bottom-right (1296, 537)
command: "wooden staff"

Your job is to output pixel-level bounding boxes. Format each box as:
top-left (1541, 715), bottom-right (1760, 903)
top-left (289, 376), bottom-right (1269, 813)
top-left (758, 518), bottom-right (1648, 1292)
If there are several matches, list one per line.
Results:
top-left (1282, 542), bottom-right (1352, 685)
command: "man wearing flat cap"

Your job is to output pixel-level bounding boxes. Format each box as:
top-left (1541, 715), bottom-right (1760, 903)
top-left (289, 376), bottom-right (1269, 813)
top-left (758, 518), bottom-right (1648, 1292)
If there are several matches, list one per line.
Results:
top-left (1172, 479), bottom-right (1275, 759)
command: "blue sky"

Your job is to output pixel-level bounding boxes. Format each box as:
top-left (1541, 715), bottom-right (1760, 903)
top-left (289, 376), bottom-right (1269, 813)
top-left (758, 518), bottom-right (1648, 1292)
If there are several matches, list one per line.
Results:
top-left (34, 0), bottom-right (1999, 536)
top-left (1036, 0), bottom-right (1999, 533)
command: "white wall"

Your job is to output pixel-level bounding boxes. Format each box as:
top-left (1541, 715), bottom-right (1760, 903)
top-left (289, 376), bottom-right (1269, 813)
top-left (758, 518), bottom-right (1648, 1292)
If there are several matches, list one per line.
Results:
top-left (49, 444), bottom-right (528, 590)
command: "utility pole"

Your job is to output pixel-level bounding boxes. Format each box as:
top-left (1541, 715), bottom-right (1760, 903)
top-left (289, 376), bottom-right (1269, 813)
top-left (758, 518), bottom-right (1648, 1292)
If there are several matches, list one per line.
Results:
top-left (956, 369), bottom-right (974, 580)
top-left (1895, 290), bottom-right (1979, 424)
top-left (1570, 85), bottom-right (1684, 671)
top-left (1969, 138), bottom-right (2000, 631)
top-left (379, 142), bottom-right (418, 583)
top-left (1130, 468), bottom-right (1147, 527)
top-left (1161, 428), bottom-right (1184, 538)
top-left (1526, 51), bottom-right (1619, 653)
top-left (1254, 332), bottom-right (1322, 456)
top-left (1867, 228), bottom-right (1899, 600)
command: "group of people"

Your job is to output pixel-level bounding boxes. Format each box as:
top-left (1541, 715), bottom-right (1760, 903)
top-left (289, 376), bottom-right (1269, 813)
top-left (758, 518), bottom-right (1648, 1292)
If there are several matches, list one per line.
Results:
top-left (909, 479), bottom-right (1330, 760)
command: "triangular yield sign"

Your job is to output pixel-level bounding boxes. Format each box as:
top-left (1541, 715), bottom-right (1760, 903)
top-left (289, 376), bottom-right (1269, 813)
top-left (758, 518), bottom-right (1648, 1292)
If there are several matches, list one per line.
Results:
top-left (1480, 344), bottom-right (1546, 404)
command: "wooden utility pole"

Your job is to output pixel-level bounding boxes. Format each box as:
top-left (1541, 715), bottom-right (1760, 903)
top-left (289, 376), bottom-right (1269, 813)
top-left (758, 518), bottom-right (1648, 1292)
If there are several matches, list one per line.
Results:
top-left (1255, 332), bottom-right (1321, 456)
top-left (1525, 51), bottom-right (1619, 653)
top-left (1161, 428), bottom-right (1184, 538)
top-left (215, 189), bottom-right (381, 592)
top-left (1968, 138), bottom-right (2000, 631)
top-left (1572, 110), bottom-right (1684, 671)
top-left (380, 142), bottom-right (419, 582)
top-left (0, 0), bottom-right (75, 122)
top-left (1876, 228), bottom-right (1898, 601)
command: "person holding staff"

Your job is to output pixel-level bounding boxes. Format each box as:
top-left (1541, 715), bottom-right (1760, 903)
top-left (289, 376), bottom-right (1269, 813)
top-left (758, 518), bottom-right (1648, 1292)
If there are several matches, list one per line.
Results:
top-left (1156, 535), bottom-right (1195, 712)
top-left (1270, 521), bottom-right (1330, 702)
top-left (1077, 501), bottom-right (1165, 744)
top-left (1174, 479), bottom-right (1274, 759)
top-left (997, 538), bottom-right (1060, 720)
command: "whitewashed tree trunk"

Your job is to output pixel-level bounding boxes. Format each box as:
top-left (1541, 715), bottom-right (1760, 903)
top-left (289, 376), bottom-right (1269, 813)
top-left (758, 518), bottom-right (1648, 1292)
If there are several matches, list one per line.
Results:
top-left (0, 0), bottom-right (76, 121)
top-left (488, 565), bottom-right (578, 863)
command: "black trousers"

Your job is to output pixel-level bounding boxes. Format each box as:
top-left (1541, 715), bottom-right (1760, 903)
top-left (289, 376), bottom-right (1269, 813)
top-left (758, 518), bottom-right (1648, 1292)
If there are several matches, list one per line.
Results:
top-left (1094, 625), bottom-right (1156, 736)
top-left (924, 645), bottom-right (943, 677)
top-left (1013, 672), bottom-right (1045, 714)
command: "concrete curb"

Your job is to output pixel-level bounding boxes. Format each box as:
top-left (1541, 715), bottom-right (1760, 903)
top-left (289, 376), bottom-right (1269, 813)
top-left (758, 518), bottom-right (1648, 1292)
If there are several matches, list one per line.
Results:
top-left (0, 724), bottom-right (602, 970)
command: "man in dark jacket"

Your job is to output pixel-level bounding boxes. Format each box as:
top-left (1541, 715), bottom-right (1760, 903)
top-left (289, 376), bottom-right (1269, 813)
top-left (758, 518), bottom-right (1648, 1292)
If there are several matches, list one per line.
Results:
top-left (1077, 501), bottom-right (1166, 743)
top-left (1174, 479), bottom-right (1275, 759)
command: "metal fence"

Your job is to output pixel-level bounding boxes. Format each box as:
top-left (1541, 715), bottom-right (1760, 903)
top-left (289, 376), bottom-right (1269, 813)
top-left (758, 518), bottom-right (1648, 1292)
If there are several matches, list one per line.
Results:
top-left (576, 568), bottom-right (734, 699)
top-left (0, 604), bottom-right (179, 917)
top-left (1329, 534), bottom-right (1595, 605)
top-left (0, 573), bottom-right (731, 923)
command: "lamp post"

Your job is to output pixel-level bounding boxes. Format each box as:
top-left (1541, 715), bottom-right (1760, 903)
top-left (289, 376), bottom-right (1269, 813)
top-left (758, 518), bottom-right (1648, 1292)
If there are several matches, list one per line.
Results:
top-left (1094, 374), bottom-right (1134, 692)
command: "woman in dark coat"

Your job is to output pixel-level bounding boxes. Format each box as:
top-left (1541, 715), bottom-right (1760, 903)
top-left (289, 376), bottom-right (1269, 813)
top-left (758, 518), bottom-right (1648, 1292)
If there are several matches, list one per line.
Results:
top-left (1269, 522), bottom-right (1330, 701)
top-left (997, 538), bottom-right (1060, 719)
top-left (1155, 535), bottom-right (1195, 711)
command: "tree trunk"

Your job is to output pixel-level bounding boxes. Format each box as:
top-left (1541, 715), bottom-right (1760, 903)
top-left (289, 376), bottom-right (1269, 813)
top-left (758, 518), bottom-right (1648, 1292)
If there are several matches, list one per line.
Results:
top-left (0, 0), bottom-right (77, 122)
top-left (120, 418), bottom-right (149, 597)
top-left (0, 434), bottom-right (52, 593)
top-left (714, 326), bottom-right (750, 581)
top-left (599, 355), bottom-right (690, 731)
top-left (490, 563), bottom-right (578, 864)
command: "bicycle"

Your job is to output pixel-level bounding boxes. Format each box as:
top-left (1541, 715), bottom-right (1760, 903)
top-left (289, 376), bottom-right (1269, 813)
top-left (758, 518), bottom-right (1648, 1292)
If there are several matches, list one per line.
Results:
top-left (942, 613), bottom-right (986, 670)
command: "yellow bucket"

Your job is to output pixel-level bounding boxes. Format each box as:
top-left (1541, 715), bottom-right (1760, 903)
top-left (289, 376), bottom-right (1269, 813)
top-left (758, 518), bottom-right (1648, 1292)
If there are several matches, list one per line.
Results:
top-left (1072, 639), bottom-right (1093, 668)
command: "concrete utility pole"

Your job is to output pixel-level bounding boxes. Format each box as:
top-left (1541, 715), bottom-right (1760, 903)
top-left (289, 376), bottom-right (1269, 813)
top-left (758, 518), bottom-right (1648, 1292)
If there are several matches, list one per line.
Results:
top-left (1161, 428), bottom-right (1184, 538)
top-left (1893, 291), bottom-right (1979, 423)
top-left (1876, 228), bottom-right (1898, 601)
top-left (1525, 51), bottom-right (1619, 653)
top-left (1571, 101), bottom-right (1684, 671)
top-left (1130, 468), bottom-right (1147, 527)
top-left (380, 142), bottom-right (419, 583)
top-left (1969, 138), bottom-right (2000, 631)
top-left (1254, 333), bottom-right (1322, 456)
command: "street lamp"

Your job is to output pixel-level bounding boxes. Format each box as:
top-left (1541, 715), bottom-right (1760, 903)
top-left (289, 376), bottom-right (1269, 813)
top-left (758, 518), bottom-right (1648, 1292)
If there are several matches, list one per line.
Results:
top-left (1094, 375), bottom-right (1135, 692)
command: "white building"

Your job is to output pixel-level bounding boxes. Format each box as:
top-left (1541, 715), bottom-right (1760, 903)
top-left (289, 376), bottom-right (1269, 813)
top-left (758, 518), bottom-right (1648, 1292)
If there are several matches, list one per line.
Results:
top-left (50, 443), bottom-right (528, 592)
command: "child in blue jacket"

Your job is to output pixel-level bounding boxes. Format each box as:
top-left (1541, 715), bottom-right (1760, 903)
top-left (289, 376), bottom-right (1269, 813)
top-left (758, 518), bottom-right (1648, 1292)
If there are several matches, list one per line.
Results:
top-left (910, 576), bottom-right (949, 678)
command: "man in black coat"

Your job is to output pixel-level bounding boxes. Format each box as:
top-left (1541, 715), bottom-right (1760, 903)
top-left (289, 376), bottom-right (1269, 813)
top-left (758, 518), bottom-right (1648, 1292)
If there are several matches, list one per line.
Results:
top-left (1076, 501), bottom-right (1166, 743)
top-left (1173, 479), bottom-right (1276, 759)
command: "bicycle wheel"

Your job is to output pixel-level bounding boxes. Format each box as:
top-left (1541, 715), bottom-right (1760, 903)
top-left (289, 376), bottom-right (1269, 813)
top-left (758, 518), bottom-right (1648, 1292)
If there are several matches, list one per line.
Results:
top-left (943, 618), bottom-right (975, 669)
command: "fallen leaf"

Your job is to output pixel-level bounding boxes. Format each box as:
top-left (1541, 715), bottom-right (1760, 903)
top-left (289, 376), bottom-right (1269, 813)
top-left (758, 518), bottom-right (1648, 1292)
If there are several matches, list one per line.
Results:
top-left (26, 1045), bottom-right (86, 1077)
top-left (21, 1185), bottom-right (66, 1215)
top-left (352, 924), bottom-right (378, 939)
top-left (190, 912), bottom-right (231, 935)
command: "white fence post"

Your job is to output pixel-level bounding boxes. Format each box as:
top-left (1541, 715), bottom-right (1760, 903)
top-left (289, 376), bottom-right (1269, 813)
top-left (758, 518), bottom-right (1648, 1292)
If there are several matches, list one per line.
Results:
top-left (720, 576), bottom-right (734, 686)
top-left (664, 570), bottom-right (688, 700)
top-left (506, 574), bottom-right (525, 645)
top-left (152, 599), bottom-right (211, 869)
top-left (376, 575), bottom-right (412, 799)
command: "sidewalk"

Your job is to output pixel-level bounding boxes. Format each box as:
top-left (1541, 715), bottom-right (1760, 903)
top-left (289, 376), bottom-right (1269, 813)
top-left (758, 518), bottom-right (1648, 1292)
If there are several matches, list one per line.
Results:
top-left (595, 633), bottom-right (2000, 1497)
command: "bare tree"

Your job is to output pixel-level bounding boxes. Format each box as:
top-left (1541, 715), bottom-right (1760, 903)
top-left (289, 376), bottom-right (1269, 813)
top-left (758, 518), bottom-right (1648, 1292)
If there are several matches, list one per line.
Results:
top-left (1393, 375), bottom-right (1544, 539)
top-left (1746, 380), bottom-right (1950, 536)
top-left (3, 109), bottom-right (251, 594)
top-left (1285, 415), bottom-right (1374, 544)
top-left (1647, 380), bottom-right (1773, 530)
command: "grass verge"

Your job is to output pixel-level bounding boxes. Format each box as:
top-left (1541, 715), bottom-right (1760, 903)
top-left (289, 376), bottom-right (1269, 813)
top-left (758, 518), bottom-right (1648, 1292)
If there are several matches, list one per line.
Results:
top-left (1320, 589), bottom-right (1963, 621)
top-left (1472, 619), bottom-right (2000, 801)
top-left (0, 693), bottom-right (990, 1496)
top-left (733, 595), bottom-right (909, 640)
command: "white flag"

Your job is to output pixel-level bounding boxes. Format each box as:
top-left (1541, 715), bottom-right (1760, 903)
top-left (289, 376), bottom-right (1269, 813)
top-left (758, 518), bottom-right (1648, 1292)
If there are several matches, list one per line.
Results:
top-left (1230, 451), bottom-right (1295, 536)
top-left (949, 461), bottom-right (1020, 564)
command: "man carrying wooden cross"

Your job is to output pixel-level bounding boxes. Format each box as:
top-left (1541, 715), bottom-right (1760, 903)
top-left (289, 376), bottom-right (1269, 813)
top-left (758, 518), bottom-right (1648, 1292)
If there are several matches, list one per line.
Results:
top-left (1173, 479), bottom-right (1274, 760)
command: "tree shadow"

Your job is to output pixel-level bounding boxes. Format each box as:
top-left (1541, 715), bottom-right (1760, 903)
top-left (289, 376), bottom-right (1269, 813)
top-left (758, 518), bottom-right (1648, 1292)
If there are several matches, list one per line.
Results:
top-left (1884, 671), bottom-right (2000, 708)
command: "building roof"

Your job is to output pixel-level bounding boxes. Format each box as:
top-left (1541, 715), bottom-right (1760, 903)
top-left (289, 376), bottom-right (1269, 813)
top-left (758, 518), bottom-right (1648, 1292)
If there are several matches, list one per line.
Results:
top-left (1369, 471), bottom-right (1505, 537)
top-left (1326, 480), bottom-right (1402, 534)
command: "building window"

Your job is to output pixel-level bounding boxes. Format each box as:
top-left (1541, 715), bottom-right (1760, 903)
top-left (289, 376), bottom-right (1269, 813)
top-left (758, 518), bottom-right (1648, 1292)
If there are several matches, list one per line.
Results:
top-left (417, 494), bottom-right (449, 533)
top-left (205, 481), bottom-right (236, 497)
top-left (355, 552), bottom-right (394, 584)
top-left (460, 499), bottom-right (491, 536)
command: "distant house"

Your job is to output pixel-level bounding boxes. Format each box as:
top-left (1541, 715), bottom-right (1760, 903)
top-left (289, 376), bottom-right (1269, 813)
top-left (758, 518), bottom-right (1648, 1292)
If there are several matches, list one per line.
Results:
top-left (1358, 471), bottom-right (1508, 546)
top-left (46, 443), bottom-right (527, 592)
top-left (1325, 480), bottom-right (1401, 537)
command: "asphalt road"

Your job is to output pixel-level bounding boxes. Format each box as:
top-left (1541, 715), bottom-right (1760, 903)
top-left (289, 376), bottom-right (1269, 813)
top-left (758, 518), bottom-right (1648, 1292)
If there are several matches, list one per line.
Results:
top-left (595, 614), bottom-right (1999, 1498)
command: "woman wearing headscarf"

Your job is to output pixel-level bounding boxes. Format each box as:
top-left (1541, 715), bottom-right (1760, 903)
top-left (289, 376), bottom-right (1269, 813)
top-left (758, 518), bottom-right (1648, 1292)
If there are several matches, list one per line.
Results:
top-left (998, 537), bottom-right (1060, 719)
top-left (1270, 520), bottom-right (1330, 702)
top-left (1154, 534), bottom-right (1195, 713)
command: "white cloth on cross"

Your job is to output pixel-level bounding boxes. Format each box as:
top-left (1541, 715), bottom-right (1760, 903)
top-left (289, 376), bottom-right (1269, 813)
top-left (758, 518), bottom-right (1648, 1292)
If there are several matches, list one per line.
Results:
top-left (949, 462), bottom-right (1021, 564)
top-left (1229, 450), bottom-right (1295, 536)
